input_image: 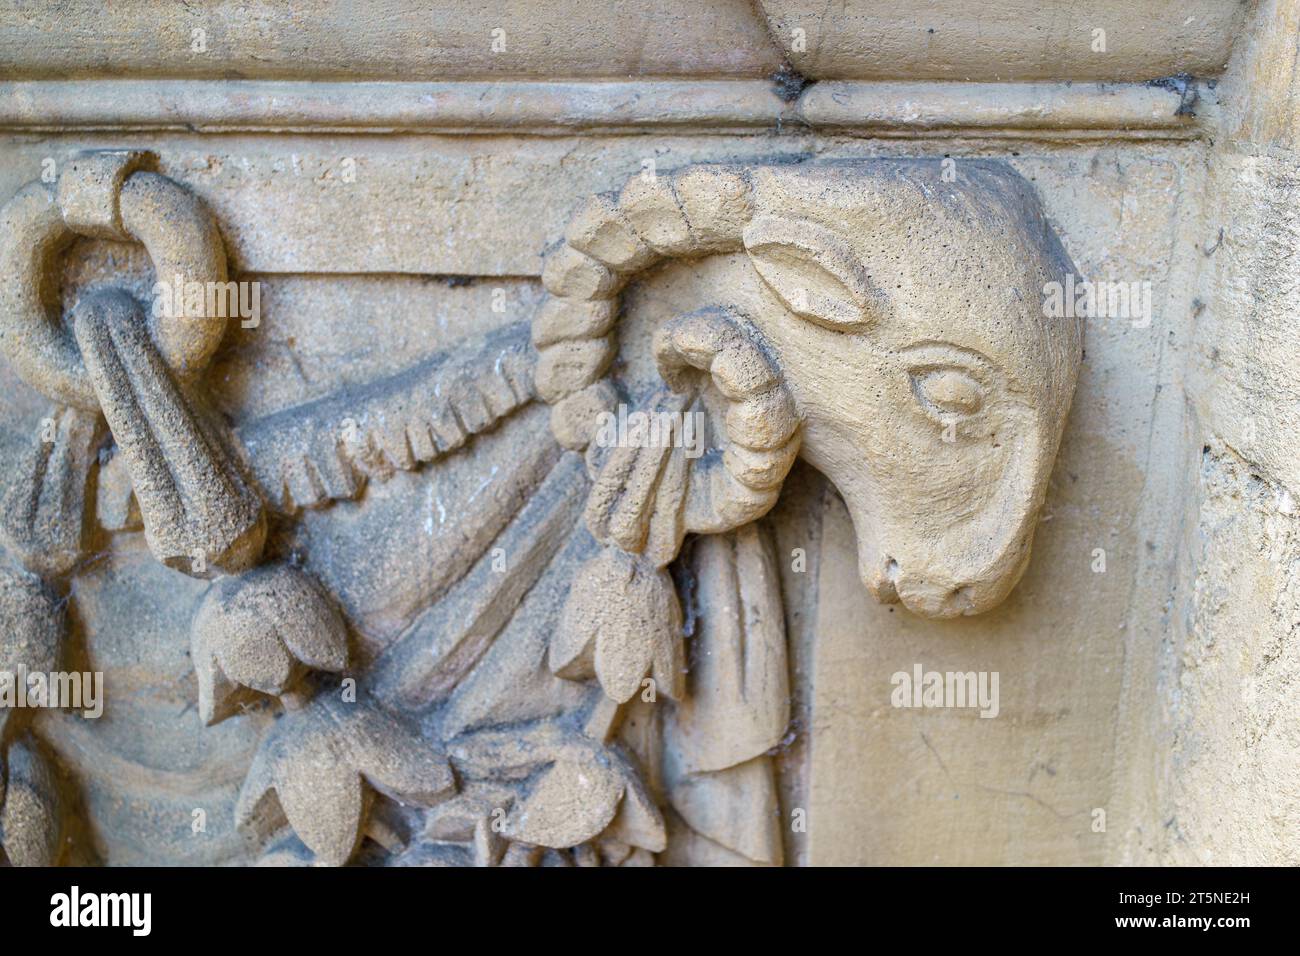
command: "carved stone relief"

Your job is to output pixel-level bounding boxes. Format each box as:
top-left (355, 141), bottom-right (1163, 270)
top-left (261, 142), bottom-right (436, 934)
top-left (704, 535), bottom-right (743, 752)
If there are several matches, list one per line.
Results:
top-left (0, 150), bottom-right (1079, 866)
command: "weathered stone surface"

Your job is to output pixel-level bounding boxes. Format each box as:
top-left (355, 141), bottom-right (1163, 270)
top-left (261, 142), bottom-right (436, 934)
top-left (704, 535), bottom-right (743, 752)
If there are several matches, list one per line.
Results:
top-left (0, 0), bottom-right (1239, 83)
top-left (1154, 0), bottom-right (1300, 866)
top-left (0, 0), bottom-right (1293, 873)
top-left (760, 0), bottom-right (1243, 82)
top-left (0, 0), bottom-right (784, 80)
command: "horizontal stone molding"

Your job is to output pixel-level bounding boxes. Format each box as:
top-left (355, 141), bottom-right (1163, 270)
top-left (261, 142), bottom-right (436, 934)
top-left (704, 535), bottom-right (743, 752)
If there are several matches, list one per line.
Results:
top-left (0, 0), bottom-right (784, 81)
top-left (0, 80), bottom-right (1201, 137)
top-left (759, 0), bottom-right (1242, 84)
top-left (0, 0), bottom-right (1239, 85)
top-left (800, 81), bottom-right (1203, 135)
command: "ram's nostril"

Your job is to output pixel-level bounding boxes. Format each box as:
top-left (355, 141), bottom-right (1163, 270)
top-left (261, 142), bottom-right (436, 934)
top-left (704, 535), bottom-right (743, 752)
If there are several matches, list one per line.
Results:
top-left (948, 586), bottom-right (975, 614)
top-left (874, 557), bottom-right (901, 604)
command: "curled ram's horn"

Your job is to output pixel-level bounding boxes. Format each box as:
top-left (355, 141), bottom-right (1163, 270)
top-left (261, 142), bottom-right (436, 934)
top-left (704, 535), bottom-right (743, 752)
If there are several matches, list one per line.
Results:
top-left (533, 165), bottom-right (757, 451)
top-left (653, 307), bottom-right (801, 533)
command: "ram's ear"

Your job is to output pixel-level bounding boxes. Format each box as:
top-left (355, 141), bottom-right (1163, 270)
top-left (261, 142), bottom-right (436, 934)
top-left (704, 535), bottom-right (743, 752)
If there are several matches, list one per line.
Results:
top-left (742, 216), bottom-right (884, 331)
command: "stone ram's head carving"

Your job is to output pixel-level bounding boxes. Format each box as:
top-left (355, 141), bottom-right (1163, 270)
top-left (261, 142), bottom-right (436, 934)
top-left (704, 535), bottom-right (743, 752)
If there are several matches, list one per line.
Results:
top-left (536, 159), bottom-right (1082, 619)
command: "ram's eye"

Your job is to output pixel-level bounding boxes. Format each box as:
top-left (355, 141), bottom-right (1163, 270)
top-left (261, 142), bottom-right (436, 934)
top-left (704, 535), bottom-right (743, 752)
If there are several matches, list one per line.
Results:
top-left (910, 367), bottom-right (986, 418)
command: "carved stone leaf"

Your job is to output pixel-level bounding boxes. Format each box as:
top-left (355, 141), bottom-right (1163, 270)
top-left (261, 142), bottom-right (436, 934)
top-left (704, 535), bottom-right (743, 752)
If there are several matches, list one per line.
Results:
top-left (582, 389), bottom-right (692, 566)
top-left (0, 405), bottom-right (103, 578)
top-left (275, 758), bottom-right (367, 869)
top-left (264, 572), bottom-right (350, 673)
top-left (643, 444), bottom-right (689, 567)
top-left (604, 761), bottom-right (668, 853)
top-left (234, 735), bottom-right (277, 832)
top-left (342, 700), bottom-right (455, 805)
top-left (235, 695), bottom-right (451, 866)
top-left (236, 324), bottom-right (536, 514)
top-left (587, 437), bottom-right (668, 554)
top-left (448, 721), bottom-right (566, 780)
top-left (210, 612), bottom-right (296, 696)
top-left (423, 785), bottom-right (518, 843)
top-left (450, 721), bottom-right (665, 853)
top-left (506, 757), bottom-right (623, 849)
top-left (548, 560), bottom-right (609, 681)
top-left (0, 735), bottom-right (62, 866)
top-left (191, 636), bottom-right (246, 727)
top-left (649, 600), bottom-right (687, 703)
top-left (593, 611), bottom-right (655, 704)
top-left (0, 561), bottom-right (64, 677)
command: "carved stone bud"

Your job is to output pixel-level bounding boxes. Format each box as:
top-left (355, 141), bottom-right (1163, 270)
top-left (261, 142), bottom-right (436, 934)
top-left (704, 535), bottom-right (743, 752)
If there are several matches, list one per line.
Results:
top-left (236, 695), bottom-right (453, 867)
top-left (549, 546), bottom-right (684, 702)
top-left (190, 563), bottom-right (349, 725)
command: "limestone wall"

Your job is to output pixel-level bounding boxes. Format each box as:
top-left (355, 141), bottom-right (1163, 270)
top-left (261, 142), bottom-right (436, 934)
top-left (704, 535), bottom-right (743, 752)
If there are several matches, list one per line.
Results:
top-left (0, 0), bottom-right (1291, 867)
